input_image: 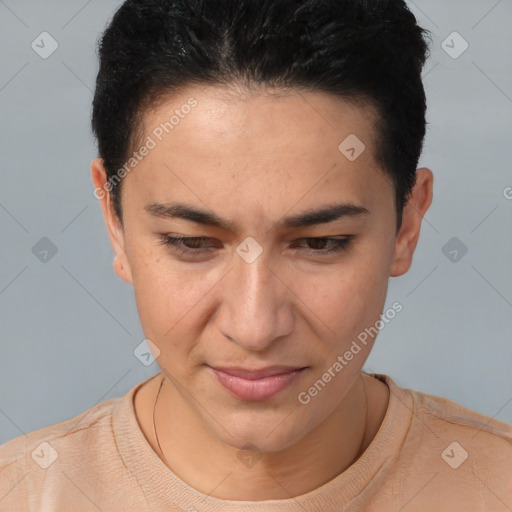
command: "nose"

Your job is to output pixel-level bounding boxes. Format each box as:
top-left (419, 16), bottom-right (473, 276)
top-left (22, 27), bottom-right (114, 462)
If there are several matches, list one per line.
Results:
top-left (217, 246), bottom-right (294, 352)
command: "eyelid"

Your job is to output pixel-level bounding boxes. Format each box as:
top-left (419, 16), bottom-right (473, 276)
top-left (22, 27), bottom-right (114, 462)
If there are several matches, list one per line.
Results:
top-left (158, 234), bottom-right (354, 256)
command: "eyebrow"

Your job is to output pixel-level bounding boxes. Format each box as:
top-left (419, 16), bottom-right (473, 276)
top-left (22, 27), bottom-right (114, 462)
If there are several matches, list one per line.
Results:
top-left (144, 201), bottom-right (369, 232)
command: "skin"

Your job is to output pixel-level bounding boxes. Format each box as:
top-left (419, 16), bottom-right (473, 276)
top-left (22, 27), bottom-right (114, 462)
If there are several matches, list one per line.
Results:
top-left (90, 84), bottom-right (433, 500)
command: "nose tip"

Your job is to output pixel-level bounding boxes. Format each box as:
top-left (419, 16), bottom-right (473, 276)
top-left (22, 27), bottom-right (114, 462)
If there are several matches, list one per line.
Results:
top-left (222, 321), bottom-right (285, 349)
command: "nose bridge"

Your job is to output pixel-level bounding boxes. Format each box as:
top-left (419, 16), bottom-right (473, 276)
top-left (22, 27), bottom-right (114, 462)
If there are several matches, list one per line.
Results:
top-left (235, 248), bottom-right (275, 304)
top-left (221, 246), bottom-right (291, 350)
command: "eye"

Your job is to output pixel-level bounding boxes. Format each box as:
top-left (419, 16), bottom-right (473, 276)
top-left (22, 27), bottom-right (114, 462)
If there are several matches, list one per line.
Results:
top-left (158, 235), bottom-right (219, 254)
top-left (158, 235), bottom-right (354, 256)
top-left (290, 236), bottom-right (354, 254)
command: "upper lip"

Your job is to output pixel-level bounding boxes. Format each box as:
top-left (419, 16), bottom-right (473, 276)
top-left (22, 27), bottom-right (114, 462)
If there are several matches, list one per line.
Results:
top-left (210, 365), bottom-right (307, 379)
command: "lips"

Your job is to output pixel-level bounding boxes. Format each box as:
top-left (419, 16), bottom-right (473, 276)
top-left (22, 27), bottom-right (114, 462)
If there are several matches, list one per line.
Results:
top-left (208, 365), bottom-right (307, 401)
top-left (211, 365), bottom-right (306, 379)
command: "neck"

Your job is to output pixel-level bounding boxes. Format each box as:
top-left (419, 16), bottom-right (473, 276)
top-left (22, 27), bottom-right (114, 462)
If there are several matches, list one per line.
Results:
top-left (149, 371), bottom-right (384, 501)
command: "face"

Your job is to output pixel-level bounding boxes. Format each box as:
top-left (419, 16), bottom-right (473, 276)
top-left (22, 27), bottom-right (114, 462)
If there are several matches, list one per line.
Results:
top-left (92, 85), bottom-right (429, 453)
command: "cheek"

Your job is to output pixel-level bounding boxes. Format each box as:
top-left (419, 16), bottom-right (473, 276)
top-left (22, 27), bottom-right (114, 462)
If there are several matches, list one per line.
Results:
top-left (128, 248), bottom-right (184, 328)
top-left (129, 247), bottom-right (222, 350)
top-left (292, 246), bottom-right (392, 346)
top-left (297, 259), bottom-right (388, 334)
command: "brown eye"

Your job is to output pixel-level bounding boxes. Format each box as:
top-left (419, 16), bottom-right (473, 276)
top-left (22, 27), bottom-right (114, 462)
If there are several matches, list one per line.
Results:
top-left (290, 237), bottom-right (353, 254)
top-left (158, 236), bottom-right (219, 254)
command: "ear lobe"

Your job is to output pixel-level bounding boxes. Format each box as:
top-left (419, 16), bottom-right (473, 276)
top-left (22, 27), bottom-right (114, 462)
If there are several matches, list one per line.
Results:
top-left (112, 253), bottom-right (133, 284)
top-left (390, 168), bottom-right (433, 277)
top-left (90, 157), bottom-right (133, 285)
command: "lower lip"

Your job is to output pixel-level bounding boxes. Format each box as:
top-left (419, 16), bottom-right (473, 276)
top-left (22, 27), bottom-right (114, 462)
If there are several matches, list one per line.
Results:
top-left (209, 367), bottom-right (306, 402)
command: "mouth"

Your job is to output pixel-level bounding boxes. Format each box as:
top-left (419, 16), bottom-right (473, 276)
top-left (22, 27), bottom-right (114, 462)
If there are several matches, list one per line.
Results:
top-left (207, 365), bottom-right (308, 402)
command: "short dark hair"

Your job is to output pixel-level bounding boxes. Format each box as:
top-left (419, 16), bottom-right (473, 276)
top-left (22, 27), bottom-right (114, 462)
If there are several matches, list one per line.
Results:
top-left (91, 0), bottom-right (431, 230)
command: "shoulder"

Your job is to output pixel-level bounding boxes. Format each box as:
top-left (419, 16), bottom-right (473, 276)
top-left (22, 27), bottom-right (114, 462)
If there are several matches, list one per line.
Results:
top-left (411, 383), bottom-right (512, 447)
top-left (381, 375), bottom-right (512, 510)
top-left (0, 396), bottom-right (121, 462)
top-left (381, 374), bottom-right (512, 447)
top-left (0, 396), bottom-right (121, 504)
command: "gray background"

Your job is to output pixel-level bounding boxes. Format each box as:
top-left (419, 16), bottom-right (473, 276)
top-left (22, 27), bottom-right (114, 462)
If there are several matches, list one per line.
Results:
top-left (1, 0), bottom-right (511, 446)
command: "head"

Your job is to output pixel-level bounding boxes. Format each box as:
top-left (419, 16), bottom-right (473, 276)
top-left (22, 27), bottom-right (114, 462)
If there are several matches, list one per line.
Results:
top-left (91, 0), bottom-right (433, 452)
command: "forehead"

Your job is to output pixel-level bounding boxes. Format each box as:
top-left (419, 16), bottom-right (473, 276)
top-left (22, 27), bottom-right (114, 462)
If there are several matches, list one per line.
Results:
top-left (139, 85), bottom-right (379, 155)
top-left (124, 85), bottom-right (392, 224)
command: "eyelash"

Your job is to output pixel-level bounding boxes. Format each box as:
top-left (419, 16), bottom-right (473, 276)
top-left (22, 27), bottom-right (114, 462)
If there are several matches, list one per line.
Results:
top-left (158, 235), bottom-right (354, 256)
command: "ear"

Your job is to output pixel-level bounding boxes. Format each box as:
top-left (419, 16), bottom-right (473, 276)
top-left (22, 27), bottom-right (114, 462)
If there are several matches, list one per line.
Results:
top-left (390, 168), bottom-right (434, 277)
top-left (90, 157), bottom-right (133, 284)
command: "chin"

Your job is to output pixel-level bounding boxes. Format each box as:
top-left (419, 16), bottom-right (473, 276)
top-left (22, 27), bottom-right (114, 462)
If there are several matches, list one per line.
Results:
top-left (207, 410), bottom-right (308, 454)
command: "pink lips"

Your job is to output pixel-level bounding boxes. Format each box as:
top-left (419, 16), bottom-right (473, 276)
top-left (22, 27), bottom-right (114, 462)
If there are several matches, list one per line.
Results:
top-left (209, 365), bottom-right (306, 401)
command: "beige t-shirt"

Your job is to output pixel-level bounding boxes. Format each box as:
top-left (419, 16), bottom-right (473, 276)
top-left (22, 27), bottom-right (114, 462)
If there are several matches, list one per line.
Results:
top-left (1, 373), bottom-right (511, 511)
